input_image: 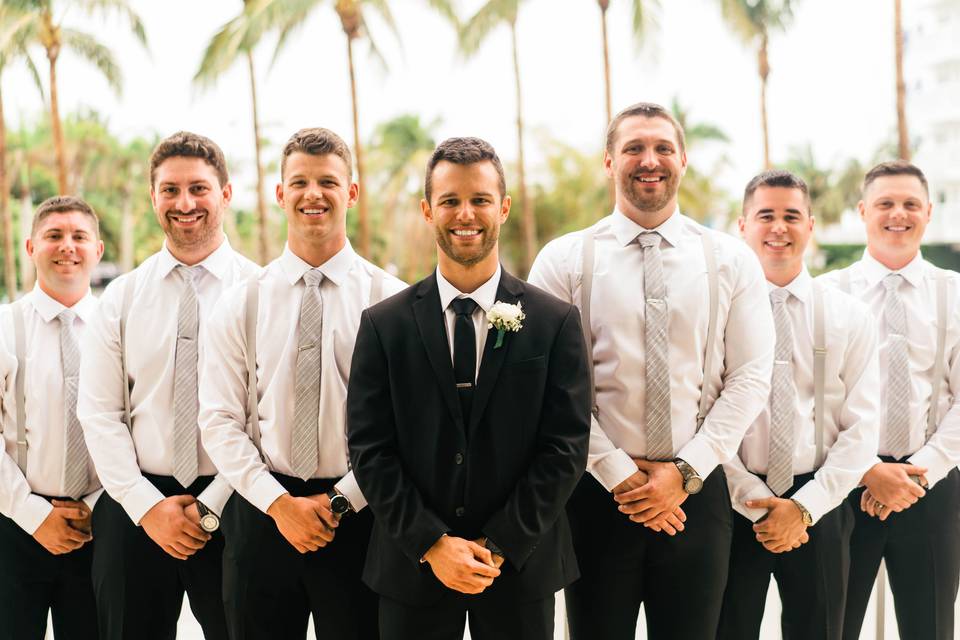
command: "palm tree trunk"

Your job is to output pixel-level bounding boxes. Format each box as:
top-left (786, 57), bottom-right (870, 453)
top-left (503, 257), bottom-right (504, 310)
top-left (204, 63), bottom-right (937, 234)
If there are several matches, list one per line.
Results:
top-left (758, 32), bottom-right (771, 170)
top-left (247, 50), bottom-right (270, 264)
top-left (345, 34), bottom-right (369, 258)
top-left (0, 85), bottom-right (16, 299)
top-left (894, 0), bottom-right (910, 160)
top-left (17, 154), bottom-right (34, 290)
top-left (47, 51), bottom-right (68, 194)
top-left (510, 20), bottom-right (536, 275)
top-left (599, 1), bottom-right (616, 210)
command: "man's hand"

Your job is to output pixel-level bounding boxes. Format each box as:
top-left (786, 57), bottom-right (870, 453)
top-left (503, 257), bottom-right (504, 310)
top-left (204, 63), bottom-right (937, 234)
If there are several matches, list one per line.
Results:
top-left (861, 462), bottom-right (927, 515)
top-left (305, 492), bottom-right (342, 531)
top-left (51, 499), bottom-right (92, 535)
top-left (33, 503), bottom-right (93, 555)
top-left (473, 538), bottom-right (506, 569)
top-left (612, 464), bottom-right (686, 535)
top-left (423, 535), bottom-right (500, 594)
top-left (745, 497), bottom-right (809, 553)
top-left (613, 459), bottom-right (687, 529)
top-left (140, 495), bottom-right (211, 560)
top-left (266, 493), bottom-right (337, 554)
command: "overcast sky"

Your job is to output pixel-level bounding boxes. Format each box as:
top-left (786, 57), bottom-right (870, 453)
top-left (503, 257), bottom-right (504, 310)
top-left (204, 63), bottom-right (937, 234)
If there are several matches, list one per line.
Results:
top-left (4, 0), bottom-right (897, 210)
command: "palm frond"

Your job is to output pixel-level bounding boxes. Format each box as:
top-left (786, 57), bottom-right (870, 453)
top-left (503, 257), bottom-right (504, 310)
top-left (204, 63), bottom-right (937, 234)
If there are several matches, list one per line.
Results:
top-left (363, 0), bottom-right (400, 42)
top-left (60, 27), bottom-right (122, 95)
top-left (362, 15), bottom-right (389, 70)
top-left (459, 0), bottom-right (516, 57)
top-left (194, 15), bottom-right (247, 86)
top-left (75, 0), bottom-right (148, 47)
top-left (23, 47), bottom-right (45, 99)
top-left (424, 0), bottom-right (460, 29)
top-left (718, 0), bottom-right (760, 43)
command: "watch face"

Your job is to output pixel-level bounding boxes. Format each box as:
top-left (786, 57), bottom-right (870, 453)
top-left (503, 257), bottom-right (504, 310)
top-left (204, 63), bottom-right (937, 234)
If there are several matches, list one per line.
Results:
top-left (330, 494), bottom-right (350, 515)
top-left (685, 477), bottom-right (704, 495)
top-left (200, 513), bottom-right (220, 532)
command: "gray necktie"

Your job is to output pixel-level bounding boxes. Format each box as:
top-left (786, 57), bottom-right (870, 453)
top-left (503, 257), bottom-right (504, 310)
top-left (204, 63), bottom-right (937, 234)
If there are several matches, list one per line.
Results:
top-left (292, 268), bottom-right (323, 480)
top-left (172, 265), bottom-right (200, 488)
top-left (884, 273), bottom-right (911, 458)
top-left (767, 288), bottom-right (797, 496)
top-left (639, 233), bottom-right (673, 460)
top-left (59, 309), bottom-right (88, 499)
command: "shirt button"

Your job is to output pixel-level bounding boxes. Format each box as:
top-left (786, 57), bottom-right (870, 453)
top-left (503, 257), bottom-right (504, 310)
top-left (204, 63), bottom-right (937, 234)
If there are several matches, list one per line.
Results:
top-left (455, 453), bottom-right (464, 465)
top-left (455, 507), bottom-right (465, 517)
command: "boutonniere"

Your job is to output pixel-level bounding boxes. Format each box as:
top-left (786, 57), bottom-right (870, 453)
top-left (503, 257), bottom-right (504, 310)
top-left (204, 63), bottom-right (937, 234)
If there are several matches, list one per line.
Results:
top-left (487, 301), bottom-right (525, 349)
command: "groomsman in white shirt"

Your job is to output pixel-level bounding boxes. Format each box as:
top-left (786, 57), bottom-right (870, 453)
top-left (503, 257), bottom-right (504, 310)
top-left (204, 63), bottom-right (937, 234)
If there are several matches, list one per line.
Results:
top-left (716, 170), bottom-right (880, 639)
top-left (528, 101), bottom-right (775, 639)
top-left (198, 127), bottom-right (405, 640)
top-left (818, 161), bottom-right (960, 640)
top-left (77, 132), bottom-right (259, 640)
top-left (0, 196), bottom-right (104, 640)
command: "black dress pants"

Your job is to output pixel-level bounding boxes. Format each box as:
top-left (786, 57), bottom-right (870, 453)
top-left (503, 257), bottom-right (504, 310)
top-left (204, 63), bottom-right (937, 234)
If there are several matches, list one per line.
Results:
top-left (843, 465), bottom-right (960, 640)
top-left (565, 468), bottom-right (733, 640)
top-left (716, 472), bottom-right (854, 640)
top-left (221, 473), bottom-right (378, 640)
top-left (90, 474), bottom-right (228, 640)
top-left (0, 499), bottom-right (98, 640)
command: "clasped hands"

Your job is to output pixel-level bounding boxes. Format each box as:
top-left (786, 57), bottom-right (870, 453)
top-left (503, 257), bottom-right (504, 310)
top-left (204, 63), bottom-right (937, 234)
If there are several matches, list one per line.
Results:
top-left (267, 492), bottom-right (340, 554)
top-left (744, 497), bottom-right (809, 553)
top-left (612, 458), bottom-right (688, 535)
top-left (422, 535), bottom-right (503, 595)
top-left (33, 499), bottom-right (93, 555)
top-left (859, 462), bottom-right (927, 521)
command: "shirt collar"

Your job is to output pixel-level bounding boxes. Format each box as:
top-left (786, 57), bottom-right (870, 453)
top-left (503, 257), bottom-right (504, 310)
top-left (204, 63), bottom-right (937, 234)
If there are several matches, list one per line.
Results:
top-left (279, 241), bottom-right (357, 287)
top-left (28, 284), bottom-right (97, 323)
top-left (858, 249), bottom-right (926, 290)
top-left (155, 235), bottom-right (234, 281)
top-left (610, 206), bottom-right (683, 248)
top-left (766, 266), bottom-right (811, 304)
top-left (436, 264), bottom-right (502, 314)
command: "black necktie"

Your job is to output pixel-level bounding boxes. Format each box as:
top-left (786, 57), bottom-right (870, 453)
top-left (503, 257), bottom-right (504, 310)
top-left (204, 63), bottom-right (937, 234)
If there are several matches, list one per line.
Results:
top-left (451, 298), bottom-right (478, 422)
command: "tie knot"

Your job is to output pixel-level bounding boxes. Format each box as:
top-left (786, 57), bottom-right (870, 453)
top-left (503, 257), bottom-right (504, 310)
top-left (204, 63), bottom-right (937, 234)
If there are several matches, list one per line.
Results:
top-left (57, 309), bottom-right (76, 326)
top-left (174, 264), bottom-right (202, 284)
top-left (638, 233), bottom-right (661, 249)
top-left (303, 269), bottom-right (323, 288)
top-left (451, 297), bottom-right (478, 317)
top-left (883, 273), bottom-right (903, 292)
top-left (769, 288), bottom-right (790, 305)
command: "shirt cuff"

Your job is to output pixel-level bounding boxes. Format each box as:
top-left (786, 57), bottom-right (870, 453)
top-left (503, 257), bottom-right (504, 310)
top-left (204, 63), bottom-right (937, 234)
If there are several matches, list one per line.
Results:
top-left (247, 472), bottom-right (289, 514)
top-left (82, 488), bottom-right (104, 513)
top-left (731, 484), bottom-right (774, 523)
top-left (335, 471), bottom-right (367, 512)
top-left (908, 445), bottom-right (953, 489)
top-left (588, 448), bottom-right (637, 492)
top-left (675, 436), bottom-right (719, 480)
top-left (120, 477), bottom-right (166, 525)
top-left (10, 493), bottom-right (54, 535)
top-left (197, 476), bottom-right (234, 517)
top-left (791, 479), bottom-right (833, 525)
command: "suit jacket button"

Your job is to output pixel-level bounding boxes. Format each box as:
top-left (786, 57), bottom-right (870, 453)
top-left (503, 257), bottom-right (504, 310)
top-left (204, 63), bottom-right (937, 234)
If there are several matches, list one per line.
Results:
top-left (455, 453), bottom-right (464, 465)
top-left (455, 507), bottom-right (465, 517)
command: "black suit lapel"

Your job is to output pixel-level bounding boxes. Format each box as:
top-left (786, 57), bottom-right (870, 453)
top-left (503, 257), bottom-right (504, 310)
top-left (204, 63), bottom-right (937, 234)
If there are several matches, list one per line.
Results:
top-left (412, 275), bottom-right (466, 431)
top-left (469, 270), bottom-right (526, 435)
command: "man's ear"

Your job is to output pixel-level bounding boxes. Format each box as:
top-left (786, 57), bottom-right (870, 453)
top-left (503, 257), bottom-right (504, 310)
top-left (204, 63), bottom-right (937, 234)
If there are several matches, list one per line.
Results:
top-left (420, 198), bottom-right (433, 224)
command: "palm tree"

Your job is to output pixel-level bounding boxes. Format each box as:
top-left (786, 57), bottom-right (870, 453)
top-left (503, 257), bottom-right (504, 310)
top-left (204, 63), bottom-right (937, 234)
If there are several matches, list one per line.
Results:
top-left (195, 0), bottom-right (276, 264)
top-left (18, 0), bottom-right (146, 194)
top-left (894, 0), bottom-right (909, 160)
top-left (671, 98), bottom-right (731, 224)
top-left (718, 0), bottom-right (796, 169)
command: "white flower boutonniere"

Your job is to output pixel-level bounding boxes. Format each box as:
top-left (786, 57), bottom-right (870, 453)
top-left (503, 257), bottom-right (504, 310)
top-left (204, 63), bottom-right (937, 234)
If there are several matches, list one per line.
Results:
top-left (487, 301), bottom-right (525, 349)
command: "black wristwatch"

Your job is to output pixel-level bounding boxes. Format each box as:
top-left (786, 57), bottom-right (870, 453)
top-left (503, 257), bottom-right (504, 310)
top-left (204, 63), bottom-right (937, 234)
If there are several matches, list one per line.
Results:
top-left (196, 500), bottom-right (220, 533)
top-left (484, 538), bottom-right (504, 558)
top-left (326, 489), bottom-right (352, 517)
top-left (673, 458), bottom-right (703, 495)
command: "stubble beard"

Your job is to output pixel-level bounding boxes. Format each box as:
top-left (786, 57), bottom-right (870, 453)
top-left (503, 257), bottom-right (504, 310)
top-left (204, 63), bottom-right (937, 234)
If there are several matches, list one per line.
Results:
top-left (621, 171), bottom-right (680, 214)
top-left (435, 225), bottom-right (499, 268)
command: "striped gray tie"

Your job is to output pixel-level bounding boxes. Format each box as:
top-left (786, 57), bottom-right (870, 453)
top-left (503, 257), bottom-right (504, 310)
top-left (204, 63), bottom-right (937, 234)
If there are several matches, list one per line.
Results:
top-left (639, 232), bottom-right (673, 461)
top-left (767, 288), bottom-right (797, 496)
top-left (59, 309), bottom-right (89, 499)
top-left (883, 273), bottom-right (911, 458)
top-left (292, 268), bottom-right (323, 480)
top-left (172, 265), bottom-right (200, 488)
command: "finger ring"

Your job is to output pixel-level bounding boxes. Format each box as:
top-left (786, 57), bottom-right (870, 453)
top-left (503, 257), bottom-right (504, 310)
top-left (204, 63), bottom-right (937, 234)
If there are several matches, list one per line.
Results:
top-left (875, 501), bottom-right (886, 512)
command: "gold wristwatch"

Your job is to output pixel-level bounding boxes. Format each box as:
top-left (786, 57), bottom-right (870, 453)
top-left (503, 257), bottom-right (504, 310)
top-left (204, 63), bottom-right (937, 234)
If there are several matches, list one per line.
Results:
top-left (790, 499), bottom-right (813, 526)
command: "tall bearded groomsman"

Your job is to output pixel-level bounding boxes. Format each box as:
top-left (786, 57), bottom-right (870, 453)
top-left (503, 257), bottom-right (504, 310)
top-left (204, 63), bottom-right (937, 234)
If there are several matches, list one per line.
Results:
top-left (347, 137), bottom-right (591, 640)
top-left (716, 170), bottom-right (880, 640)
top-left (1, 197), bottom-right (104, 640)
top-left (818, 161), bottom-right (960, 640)
top-left (528, 102), bottom-right (775, 639)
top-left (199, 127), bottom-right (405, 640)
top-left (78, 132), bottom-right (258, 640)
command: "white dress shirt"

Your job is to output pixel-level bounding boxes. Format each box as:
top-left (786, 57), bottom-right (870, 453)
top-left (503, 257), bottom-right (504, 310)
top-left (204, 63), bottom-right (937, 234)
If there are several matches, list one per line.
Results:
top-left (78, 238), bottom-right (259, 524)
top-left (0, 286), bottom-right (102, 534)
top-left (528, 209), bottom-right (775, 491)
top-left (437, 265), bottom-right (502, 380)
top-left (198, 243), bottom-right (407, 514)
top-left (818, 251), bottom-right (960, 488)
top-left (724, 269), bottom-right (881, 523)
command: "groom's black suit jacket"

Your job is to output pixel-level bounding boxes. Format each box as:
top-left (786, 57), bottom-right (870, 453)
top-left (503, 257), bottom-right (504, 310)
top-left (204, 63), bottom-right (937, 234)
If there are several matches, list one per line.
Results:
top-left (347, 269), bottom-right (591, 606)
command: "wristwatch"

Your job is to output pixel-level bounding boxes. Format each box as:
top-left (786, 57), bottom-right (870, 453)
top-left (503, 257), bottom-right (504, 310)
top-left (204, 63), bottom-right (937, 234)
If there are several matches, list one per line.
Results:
top-left (326, 489), bottom-right (352, 517)
top-left (484, 538), bottom-right (504, 558)
top-left (673, 458), bottom-right (703, 494)
top-left (791, 499), bottom-right (814, 526)
top-left (196, 500), bottom-right (220, 533)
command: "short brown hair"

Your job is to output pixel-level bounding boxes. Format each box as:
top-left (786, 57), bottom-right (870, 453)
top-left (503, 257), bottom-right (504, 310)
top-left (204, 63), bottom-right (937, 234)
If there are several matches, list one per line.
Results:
top-left (424, 137), bottom-right (506, 204)
top-left (742, 170), bottom-right (811, 214)
top-left (606, 102), bottom-right (686, 155)
top-left (32, 195), bottom-right (100, 238)
top-left (149, 131), bottom-right (229, 188)
top-left (862, 160), bottom-right (929, 196)
top-left (281, 128), bottom-right (353, 180)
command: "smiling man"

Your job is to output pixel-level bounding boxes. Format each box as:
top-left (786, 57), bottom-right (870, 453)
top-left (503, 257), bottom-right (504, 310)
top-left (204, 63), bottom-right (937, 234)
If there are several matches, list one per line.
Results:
top-left (0, 196), bottom-right (103, 640)
top-left (77, 132), bottom-right (258, 640)
top-left (199, 127), bottom-right (405, 640)
top-left (715, 171), bottom-right (880, 640)
top-left (818, 161), bottom-right (960, 640)
top-left (528, 102), bottom-right (774, 639)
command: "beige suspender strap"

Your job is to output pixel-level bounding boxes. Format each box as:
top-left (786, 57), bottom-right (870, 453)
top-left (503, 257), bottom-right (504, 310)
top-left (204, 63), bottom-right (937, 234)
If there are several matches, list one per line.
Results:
top-left (697, 232), bottom-right (719, 431)
top-left (11, 300), bottom-right (28, 474)
top-left (119, 273), bottom-right (137, 430)
top-left (927, 271), bottom-right (949, 441)
top-left (812, 280), bottom-right (826, 469)
top-left (370, 269), bottom-right (384, 306)
top-left (581, 231), bottom-right (596, 413)
top-left (244, 278), bottom-right (263, 455)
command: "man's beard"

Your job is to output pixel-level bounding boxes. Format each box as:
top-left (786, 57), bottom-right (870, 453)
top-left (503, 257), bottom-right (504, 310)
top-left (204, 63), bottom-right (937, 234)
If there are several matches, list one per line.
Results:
top-left (620, 170), bottom-right (680, 213)
top-left (163, 208), bottom-right (219, 250)
top-left (435, 225), bottom-right (499, 268)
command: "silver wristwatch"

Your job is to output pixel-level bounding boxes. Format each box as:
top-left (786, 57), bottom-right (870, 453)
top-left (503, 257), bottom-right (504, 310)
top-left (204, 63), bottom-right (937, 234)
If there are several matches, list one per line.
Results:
top-left (196, 500), bottom-right (220, 533)
top-left (673, 458), bottom-right (703, 494)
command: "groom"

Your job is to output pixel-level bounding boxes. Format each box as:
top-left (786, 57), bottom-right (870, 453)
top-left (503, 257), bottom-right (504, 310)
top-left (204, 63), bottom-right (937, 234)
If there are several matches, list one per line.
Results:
top-left (347, 137), bottom-right (591, 640)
